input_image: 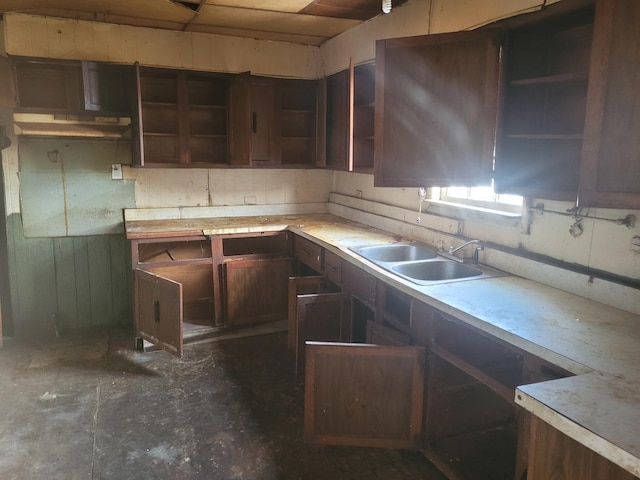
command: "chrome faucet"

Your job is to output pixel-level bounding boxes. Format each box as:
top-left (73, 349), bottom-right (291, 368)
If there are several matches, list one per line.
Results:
top-left (448, 239), bottom-right (484, 265)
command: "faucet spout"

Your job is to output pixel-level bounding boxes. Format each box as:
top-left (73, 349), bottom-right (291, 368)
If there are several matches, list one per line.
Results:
top-left (448, 239), bottom-right (484, 265)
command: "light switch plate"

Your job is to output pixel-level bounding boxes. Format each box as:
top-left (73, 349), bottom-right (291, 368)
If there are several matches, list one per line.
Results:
top-left (111, 164), bottom-right (123, 180)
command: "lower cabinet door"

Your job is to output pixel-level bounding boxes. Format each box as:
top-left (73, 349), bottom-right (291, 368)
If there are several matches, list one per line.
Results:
top-left (295, 291), bottom-right (351, 377)
top-left (288, 275), bottom-right (335, 351)
top-left (135, 269), bottom-right (184, 357)
top-left (304, 341), bottom-right (426, 449)
top-left (224, 257), bottom-right (295, 327)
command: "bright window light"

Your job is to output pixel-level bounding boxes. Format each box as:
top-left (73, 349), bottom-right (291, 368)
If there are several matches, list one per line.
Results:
top-left (431, 185), bottom-right (523, 214)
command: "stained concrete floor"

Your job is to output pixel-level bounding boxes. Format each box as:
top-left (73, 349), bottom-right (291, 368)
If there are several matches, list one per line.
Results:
top-left (0, 326), bottom-right (448, 480)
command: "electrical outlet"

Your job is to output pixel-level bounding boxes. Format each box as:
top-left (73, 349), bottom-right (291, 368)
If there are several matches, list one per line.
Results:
top-left (111, 164), bottom-right (123, 180)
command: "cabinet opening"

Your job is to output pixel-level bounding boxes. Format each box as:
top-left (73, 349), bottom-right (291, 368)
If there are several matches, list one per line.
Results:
top-left (222, 233), bottom-right (291, 257)
top-left (138, 239), bottom-right (212, 264)
top-left (352, 298), bottom-right (374, 343)
top-left (382, 288), bottom-right (412, 333)
top-left (432, 316), bottom-right (524, 391)
top-left (147, 264), bottom-right (215, 329)
top-left (427, 355), bottom-right (518, 480)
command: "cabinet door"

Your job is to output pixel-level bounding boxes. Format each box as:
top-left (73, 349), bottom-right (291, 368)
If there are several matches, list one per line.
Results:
top-left (324, 70), bottom-right (350, 170)
top-left (374, 30), bottom-right (500, 187)
top-left (304, 342), bottom-right (425, 449)
top-left (224, 257), bottom-right (294, 327)
top-left (295, 291), bottom-right (351, 377)
top-left (135, 269), bottom-right (183, 357)
top-left (228, 72), bottom-right (251, 165)
top-left (287, 275), bottom-right (329, 350)
top-left (251, 76), bottom-right (278, 165)
top-left (578, 0), bottom-right (640, 208)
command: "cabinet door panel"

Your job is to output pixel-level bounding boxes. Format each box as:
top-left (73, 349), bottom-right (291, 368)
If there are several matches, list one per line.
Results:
top-left (135, 269), bottom-right (183, 357)
top-left (224, 257), bottom-right (294, 326)
top-left (295, 292), bottom-right (351, 377)
top-left (579, 0), bottom-right (640, 208)
top-left (288, 276), bottom-right (329, 350)
top-left (251, 77), bottom-right (277, 165)
top-left (374, 30), bottom-right (499, 187)
top-left (304, 342), bottom-right (425, 449)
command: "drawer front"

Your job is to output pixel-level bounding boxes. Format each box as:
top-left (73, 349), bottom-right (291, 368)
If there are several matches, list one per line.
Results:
top-left (323, 250), bottom-right (343, 285)
top-left (294, 235), bottom-right (323, 272)
top-left (342, 262), bottom-right (376, 307)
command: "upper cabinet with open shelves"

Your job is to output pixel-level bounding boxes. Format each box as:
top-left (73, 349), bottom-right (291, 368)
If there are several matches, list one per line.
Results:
top-left (134, 65), bottom-right (230, 167)
top-left (319, 61), bottom-right (377, 172)
top-left (13, 58), bottom-right (133, 139)
top-left (374, 0), bottom-right (640, 209)
top-left (495, 4), bottom-right (595, 201)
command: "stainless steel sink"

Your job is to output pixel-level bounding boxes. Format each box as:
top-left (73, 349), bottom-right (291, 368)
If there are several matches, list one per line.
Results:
top-left (391, 260), bottom-right (483, 284)
top-left (350, 243), bottom-right (438, 263)
top-left (349, 242), bottom-right (506, 285)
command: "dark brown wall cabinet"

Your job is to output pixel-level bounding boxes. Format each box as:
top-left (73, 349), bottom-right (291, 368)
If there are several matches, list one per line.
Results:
top-left (135, 65), bottom-right (229, 166)
top-left (229, 74), bottom-right (318, 167)
top-left (495, 5), bottom-right (595, 201)
top-left (375, 0), bottom-right (640, 208)
top-left (318, 62), bottom-right (377, 172)
top-left (15, 59), bottom-right (131, 115)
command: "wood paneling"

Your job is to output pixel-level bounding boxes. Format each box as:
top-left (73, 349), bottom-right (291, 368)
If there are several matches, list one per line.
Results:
top-left (6, 214), bottom-right (133, 337)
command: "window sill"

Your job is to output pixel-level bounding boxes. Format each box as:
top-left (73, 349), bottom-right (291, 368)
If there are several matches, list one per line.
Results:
top-left (425, 199), bottom-right (522, 225)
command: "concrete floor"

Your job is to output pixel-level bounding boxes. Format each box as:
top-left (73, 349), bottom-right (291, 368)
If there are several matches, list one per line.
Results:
top-left (0, 326), bottom-right (447, 480)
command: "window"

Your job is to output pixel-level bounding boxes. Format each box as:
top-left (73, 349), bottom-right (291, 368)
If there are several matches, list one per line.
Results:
top-left (430, 185), bottom-right (523, 214)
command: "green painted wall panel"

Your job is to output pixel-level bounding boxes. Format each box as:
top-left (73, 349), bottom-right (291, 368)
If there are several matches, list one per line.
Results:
top-left (5, 213), bottom-right (133, 338)
top-left (87, 236), bottom-right (113, 326)
top-left (53, 237), bottom-right (79, 331)
top-left (18, 138), bottom-right (135, 238)
top-left (72, 237), bottom-right (93, 329)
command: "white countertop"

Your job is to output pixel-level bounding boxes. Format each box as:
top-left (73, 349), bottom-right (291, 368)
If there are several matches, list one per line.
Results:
top-left (125, 211), bottom-right (640, 476)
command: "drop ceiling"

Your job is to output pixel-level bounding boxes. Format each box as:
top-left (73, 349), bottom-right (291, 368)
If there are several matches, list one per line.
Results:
top-left (0, 0), bottom-right (409, 45)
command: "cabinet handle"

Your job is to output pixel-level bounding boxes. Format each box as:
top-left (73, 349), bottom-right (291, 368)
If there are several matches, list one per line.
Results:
top-left (326, 265), bottom-right (336, 272)
top-left (154, 300), bottom-right (160, 324)
top-left (252, 112), bottom-right (257, 133)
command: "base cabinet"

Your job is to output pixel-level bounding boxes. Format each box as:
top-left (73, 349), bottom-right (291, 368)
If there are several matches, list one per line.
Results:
top-left (131, 231), bottom-right (293, 356)
top-left (223, 257), bottom-right (294, 327)
top-left (526, 415), bottom-right (637, 480)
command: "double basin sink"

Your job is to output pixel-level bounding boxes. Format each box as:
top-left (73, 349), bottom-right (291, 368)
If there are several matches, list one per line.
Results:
top-left (349, 243), bottom-right (504, 286)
